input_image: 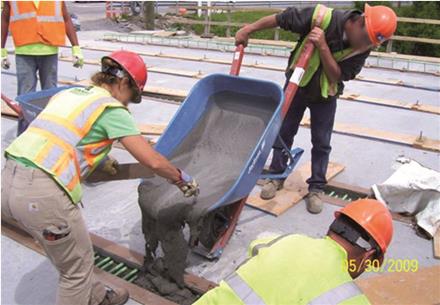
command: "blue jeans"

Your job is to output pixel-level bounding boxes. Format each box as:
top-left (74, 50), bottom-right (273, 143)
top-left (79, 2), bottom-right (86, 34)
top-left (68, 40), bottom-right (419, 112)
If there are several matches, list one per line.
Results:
top-left (269, 87), bottom-right (337, 192)
top-left (15, 54), bottom-right (58, 135)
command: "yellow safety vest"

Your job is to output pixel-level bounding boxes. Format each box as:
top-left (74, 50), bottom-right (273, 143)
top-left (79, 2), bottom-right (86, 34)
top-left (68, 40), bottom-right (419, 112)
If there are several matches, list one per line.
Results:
top-left (5, 86), bottom-right (126, 204)
top-left (289, 4), bottom-right (354, 98)
top-left (194, 234), bottom-right (371, 305)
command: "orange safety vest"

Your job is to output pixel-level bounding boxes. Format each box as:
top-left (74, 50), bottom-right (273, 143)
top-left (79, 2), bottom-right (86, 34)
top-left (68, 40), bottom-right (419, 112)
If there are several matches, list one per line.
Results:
top-left (9, 1), bottom-right (66, 47)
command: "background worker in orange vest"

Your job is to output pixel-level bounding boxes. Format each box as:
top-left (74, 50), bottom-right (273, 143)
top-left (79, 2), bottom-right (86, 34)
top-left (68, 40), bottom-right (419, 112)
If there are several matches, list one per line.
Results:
top-left (2, 50), bottom-right (199, 305)
top-left (1, 1), bottom-right (84, 134)
top-left (235, 4), bottom-right (397, 214)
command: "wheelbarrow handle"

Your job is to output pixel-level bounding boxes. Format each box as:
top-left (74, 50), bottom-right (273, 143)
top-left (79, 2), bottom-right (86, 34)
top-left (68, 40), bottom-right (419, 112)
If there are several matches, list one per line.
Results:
top-left (282, 40), bottom-right (315, 118)
top-left (1, 93), bottom-right (22, 116)
top-left (230, 44), bottom-right (245, 76)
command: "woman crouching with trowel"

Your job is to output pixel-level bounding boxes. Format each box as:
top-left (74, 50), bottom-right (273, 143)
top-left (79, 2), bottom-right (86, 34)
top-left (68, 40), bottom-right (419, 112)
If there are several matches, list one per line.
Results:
top-left (1, 50), bottom-right (199, 305)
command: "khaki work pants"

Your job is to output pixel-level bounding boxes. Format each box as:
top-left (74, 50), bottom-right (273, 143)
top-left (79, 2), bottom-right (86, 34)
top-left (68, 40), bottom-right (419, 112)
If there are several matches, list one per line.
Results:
top-left (1, 159), bottom-right (106, 305)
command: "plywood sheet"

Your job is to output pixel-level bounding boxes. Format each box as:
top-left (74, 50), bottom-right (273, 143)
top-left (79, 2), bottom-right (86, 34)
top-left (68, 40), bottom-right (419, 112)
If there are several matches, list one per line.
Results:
top-left (246, 162), bottom-right (345, 216)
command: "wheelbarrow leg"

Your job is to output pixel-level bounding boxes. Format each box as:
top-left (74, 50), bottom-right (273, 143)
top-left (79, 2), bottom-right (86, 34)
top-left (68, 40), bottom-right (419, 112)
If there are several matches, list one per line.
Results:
top-left (195, 198), bottom-right (246, 260)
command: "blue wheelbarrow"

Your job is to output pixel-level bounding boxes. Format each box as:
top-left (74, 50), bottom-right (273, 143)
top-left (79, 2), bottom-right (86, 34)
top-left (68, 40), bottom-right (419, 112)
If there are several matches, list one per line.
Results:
top-left (137, 44), bottom-right (304, 273)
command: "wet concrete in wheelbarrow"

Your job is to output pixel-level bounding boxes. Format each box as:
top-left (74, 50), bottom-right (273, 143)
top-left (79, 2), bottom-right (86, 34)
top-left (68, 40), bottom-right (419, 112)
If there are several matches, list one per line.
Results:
top-left (137, 91), bottom-right (278, 293)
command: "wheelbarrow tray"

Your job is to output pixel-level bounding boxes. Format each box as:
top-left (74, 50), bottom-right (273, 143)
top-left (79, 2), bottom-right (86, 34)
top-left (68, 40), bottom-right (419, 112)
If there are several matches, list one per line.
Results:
top-left (16, 86), bottom-right (78, 124)
top-left (138, 73), bottom-right (284, 221)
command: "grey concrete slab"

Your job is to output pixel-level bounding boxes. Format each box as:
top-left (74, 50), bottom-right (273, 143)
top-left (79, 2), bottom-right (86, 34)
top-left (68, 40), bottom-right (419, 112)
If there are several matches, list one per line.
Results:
top-left (2, 33), bottom-right (439, 299)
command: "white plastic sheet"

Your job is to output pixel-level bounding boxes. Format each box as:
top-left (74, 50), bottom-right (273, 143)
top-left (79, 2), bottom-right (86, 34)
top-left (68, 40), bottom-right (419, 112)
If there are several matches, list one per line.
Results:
top-left (372, 160), bottom-right (440, 237)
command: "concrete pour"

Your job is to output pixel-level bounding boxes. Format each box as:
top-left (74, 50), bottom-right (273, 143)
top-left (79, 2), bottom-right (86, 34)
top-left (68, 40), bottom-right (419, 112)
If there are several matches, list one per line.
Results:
top-left (137, 91), bottom-right (278, 289)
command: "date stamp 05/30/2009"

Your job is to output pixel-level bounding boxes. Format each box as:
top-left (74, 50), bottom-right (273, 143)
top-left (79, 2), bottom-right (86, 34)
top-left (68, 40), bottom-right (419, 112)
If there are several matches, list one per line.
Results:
top-left (343, 258), bottom-right (419, 273)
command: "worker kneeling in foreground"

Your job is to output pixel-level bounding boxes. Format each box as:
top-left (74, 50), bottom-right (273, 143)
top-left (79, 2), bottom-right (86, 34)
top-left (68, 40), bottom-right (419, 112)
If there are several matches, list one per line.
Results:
top-left (235, 4), bottom-right (397, 214)
top-left (194, 199), bottom-right (393, 305)
top-left (2, 50), bottom-right (199, 305)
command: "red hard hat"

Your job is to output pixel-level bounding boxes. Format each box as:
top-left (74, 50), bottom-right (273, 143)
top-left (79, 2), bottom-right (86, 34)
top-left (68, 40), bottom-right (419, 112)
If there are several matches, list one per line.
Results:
top-left (102, 50), bottom-right (147, 103)
top-left (364, 4), bottom-right (397, 46)
top-left (335, 199), bottom-right (393, 255)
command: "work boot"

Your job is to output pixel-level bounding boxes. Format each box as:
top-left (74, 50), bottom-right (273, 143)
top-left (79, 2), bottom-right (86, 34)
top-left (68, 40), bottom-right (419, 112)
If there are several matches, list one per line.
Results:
top-left (305, 191), bottom-right (323, 214)
top-left (99, 286), bottom-right (129, 305)
top-left (260, 179), bottom-right (284, 200)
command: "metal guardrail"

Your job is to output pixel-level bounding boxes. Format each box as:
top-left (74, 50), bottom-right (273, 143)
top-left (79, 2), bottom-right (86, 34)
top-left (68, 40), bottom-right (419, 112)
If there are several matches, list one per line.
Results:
top-left (170, 4), bottom-right (440, 49)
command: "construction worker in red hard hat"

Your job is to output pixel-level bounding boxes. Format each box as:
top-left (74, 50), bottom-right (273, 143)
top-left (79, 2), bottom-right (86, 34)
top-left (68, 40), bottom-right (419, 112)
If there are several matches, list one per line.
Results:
top-left (235, 4), bottom-right (397, 214)
top-left (2, 50), bottom-right (199, 305)
top-left (194, 199), bottom-right (394, 305)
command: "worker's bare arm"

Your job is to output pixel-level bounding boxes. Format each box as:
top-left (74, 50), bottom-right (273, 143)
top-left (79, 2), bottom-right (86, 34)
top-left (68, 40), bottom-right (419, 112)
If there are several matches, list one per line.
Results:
top-left (120, 135), bottom-right (181, 183)
top-left (308, 27), bottom-right (341, 83)
top-left (1, 2), bottom-right (10, 48)
top-left (235, 15), bottom-right (277, 47)
top-left (62, 2), bottom-right (79, 46)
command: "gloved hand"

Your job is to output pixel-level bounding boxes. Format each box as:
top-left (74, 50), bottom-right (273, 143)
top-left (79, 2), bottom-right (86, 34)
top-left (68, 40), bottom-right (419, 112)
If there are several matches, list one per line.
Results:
top-left (100, 155), bottom-right (119, 176)
top-left (72, 45), bottom-right (84, 68)
top-left (175, 169), bottom-right (199, 198)
top-left (1, 48), bottom-right (10, 70)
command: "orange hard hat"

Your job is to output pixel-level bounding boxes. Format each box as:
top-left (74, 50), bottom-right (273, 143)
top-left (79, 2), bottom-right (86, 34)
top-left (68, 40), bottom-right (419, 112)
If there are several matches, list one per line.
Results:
top-left (335, 199), bottom-right (393, 254)
top-left (102, 50), bottom-right (147, 103)
top-left (364, 4), bottom-right (397, 46)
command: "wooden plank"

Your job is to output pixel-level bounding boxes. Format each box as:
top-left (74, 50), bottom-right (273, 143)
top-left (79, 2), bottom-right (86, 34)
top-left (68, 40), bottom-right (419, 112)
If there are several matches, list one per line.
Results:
top-left (300, 117), bottom-right (440, 153)
top-left (2, 220), bottom-right (215, 299)
top-left (138, 124), bottom-right (167, 135)
top-left (1, 222), bottom-right (176, 305)
top-left (246, 162), bottom-right (345, 216)
top-left (356, 265), bottom-right (440, 305)
top-left (392, 35), bottom-right (440, 45)
top-left (340, 93), bottom-right (440, 115)
top-left (434, 228), bottom-right (440, 259)
top-left (66, 48), bottom-right (439, 93)
top-left (86, 163), bottom-right (155, 183)
top-left (397, 16), bottom-right (440, 25)
top-left (321, 195), bottom-right (414, 225)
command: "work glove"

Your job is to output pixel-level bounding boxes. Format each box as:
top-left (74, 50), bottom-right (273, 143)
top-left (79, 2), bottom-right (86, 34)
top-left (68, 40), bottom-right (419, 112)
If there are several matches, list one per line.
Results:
top-left (99, 155), bottom-right (119, 176)
top-left (72, 45), bottom-right (84, 68)
top-left (1, 48), bottom-right (10, 70)
top-left (175, 169), bottom-right (199, 198)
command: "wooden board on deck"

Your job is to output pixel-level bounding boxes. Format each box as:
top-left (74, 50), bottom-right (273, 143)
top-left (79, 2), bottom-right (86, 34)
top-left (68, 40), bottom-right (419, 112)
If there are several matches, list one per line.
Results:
top-left (246, 162), bottom-right (345, 216)
top-left (434, 228), bottom-right (440, 259)
top-left (356, 265), bottom-right (440, 305)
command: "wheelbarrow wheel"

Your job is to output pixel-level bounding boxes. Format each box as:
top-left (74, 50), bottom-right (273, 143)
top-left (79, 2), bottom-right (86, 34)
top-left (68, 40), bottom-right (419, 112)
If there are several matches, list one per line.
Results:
top-left (199, 207), bottom-right (230, 250)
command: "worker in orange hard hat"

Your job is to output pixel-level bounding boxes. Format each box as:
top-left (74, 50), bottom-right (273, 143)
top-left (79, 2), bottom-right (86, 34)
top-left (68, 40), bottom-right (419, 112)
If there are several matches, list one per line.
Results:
top-left (194, 199), bottom-right (394, 305)
top-left (235, 4), bottom-right (397, 214)
top-left (2, 50), bottom-right (199, 305)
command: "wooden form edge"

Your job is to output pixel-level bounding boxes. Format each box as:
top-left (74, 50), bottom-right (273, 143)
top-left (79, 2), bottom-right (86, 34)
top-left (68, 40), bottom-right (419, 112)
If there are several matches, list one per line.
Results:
top-left (1, 221), bottom-right (177, 305)
top-left (2, 221), bottom-right (216, 299)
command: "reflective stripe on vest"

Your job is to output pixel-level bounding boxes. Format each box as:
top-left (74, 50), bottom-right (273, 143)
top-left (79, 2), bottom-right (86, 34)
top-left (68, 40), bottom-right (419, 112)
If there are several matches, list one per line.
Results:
top-left (308, 281), bottom-right (363, 305)
top-left (10, 1), bottom-right (63, 22)
top-left (28, 95), bottom-right (117, 187)
top-left (224, 273), bottom-right (266, 305)
top-left (225, 271), bottom-right (362, 305)
top-left (289, 4), bottom-right (355, 98)
top-left (9, 1), bottom-right (65, 47)
top-left (22, 87), bottom-right (124, 202)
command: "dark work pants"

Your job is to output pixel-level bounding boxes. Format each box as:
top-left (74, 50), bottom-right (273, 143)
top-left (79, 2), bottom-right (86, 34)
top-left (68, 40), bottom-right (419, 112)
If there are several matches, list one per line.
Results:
top-left (269, 87), bottom-right (337, 192)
